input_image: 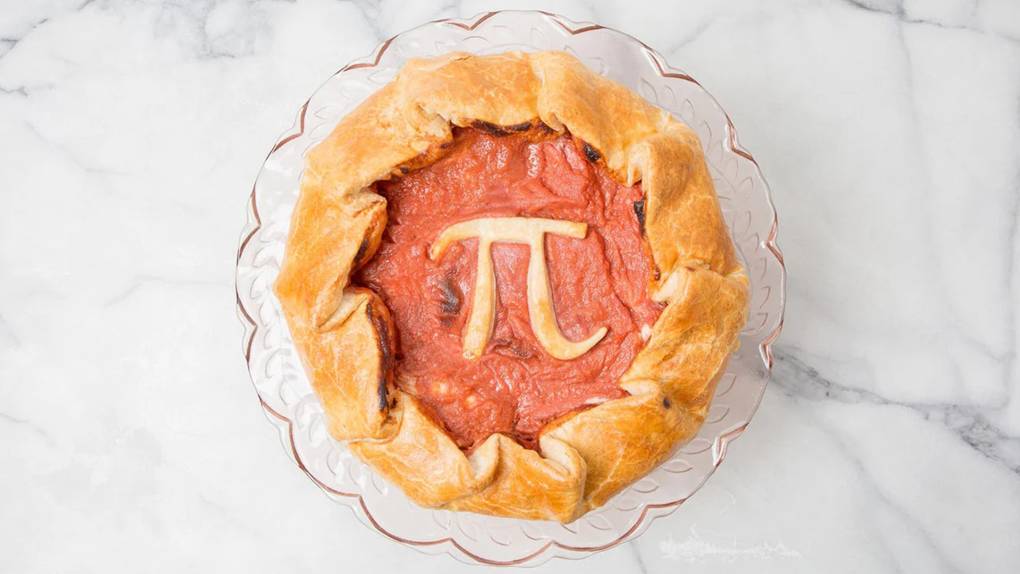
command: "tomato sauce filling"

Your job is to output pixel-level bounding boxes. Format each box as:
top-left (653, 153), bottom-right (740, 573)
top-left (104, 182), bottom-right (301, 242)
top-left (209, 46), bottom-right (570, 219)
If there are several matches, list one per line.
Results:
top-left (355, 126), bottom-right (663, 451)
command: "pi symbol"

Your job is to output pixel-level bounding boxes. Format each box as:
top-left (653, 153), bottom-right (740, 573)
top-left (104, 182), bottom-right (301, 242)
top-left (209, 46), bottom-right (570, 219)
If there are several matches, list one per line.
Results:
top-left (429, 217), bottom-right (608, 361)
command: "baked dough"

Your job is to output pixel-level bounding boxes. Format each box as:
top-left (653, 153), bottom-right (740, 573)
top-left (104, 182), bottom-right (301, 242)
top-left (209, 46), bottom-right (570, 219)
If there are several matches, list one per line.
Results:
top-left (275, 51), bottom-right (748, 522)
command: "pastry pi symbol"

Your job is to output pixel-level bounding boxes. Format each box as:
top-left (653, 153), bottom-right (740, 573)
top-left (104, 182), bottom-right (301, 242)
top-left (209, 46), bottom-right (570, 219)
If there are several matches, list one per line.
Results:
top-left (429, 217), bottom-right (608, 361)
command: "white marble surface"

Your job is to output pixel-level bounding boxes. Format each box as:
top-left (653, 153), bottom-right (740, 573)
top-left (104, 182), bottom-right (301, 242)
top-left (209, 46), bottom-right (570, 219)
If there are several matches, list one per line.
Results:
top-left (1, 0), bottom-right (1018, 572)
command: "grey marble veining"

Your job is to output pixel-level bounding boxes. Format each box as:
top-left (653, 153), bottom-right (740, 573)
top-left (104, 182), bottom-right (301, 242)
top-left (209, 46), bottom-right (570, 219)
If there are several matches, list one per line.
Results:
top-left (1, 1), bottom-right (1018, 572)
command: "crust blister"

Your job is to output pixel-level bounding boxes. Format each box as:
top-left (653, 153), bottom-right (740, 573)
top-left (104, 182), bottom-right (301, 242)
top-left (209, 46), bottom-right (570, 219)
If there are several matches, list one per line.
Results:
top-left (275, 50), bottom-right (748, 522)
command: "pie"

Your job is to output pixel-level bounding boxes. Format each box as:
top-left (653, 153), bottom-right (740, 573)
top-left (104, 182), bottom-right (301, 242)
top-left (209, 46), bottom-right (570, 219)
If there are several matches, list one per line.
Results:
top-left (275, 51), bottom-right (748, 522)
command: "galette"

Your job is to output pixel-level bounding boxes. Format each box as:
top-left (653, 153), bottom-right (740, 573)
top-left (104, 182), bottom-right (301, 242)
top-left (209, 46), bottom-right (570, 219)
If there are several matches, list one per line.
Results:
top-left (275, 51), bottom-right (748, 522)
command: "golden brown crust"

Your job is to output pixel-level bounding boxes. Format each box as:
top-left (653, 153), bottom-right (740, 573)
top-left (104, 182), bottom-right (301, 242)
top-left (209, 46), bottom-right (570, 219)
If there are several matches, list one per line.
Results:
top-left (349, 393), bottom-right (500, 506)
top-left (275, 51), bottom-right (748, 522)
top-left (444, 435), bottom-right (586, 522)
top-left (639, 134), bottom-right (741, 280)
top-left (278, 286), bottom-right (397, 441)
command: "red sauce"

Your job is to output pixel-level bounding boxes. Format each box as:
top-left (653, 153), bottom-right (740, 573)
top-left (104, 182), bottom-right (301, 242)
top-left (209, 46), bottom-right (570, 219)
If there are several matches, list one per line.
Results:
top-left (355, 127), bottom-right (663, 450)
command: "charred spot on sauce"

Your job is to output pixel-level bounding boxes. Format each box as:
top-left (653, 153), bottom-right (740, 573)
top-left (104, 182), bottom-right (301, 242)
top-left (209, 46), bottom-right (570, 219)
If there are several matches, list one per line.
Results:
top-left (471, 120), bottom-right (533, 137)
top-left (490, 337), bottom-right (535, 359)
top-left (366, 300), bottom-right (396, 411)
top-left (438, 276), bottom-right (462, 317)
top-left (633, 199), bottom-right (646, 231)
top-left (398, 165), bottom-right (410, 175)
top-left (582, 142), bottom-right (601, 163)
top-left (662, 396), bottom-right (672, 409)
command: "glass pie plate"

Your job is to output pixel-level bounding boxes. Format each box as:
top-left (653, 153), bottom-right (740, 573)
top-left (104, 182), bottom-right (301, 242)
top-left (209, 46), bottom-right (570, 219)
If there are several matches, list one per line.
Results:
top-left (235, 10), bottom-right (785, 567)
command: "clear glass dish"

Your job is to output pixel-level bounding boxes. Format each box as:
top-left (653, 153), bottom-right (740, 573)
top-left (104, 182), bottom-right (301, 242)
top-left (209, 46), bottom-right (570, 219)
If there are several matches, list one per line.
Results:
top-left (235, 10), bottom-right (785, 567)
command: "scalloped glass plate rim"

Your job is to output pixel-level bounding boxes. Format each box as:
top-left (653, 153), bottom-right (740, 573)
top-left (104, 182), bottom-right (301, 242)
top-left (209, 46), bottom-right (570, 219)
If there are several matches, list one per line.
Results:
top-left (235, 10), bottom-right (785, 567)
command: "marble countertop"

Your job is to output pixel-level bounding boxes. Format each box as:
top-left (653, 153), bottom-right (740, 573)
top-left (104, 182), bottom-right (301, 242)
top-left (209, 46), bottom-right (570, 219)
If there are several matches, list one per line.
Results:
top-left (2, 0), bottom-right (1018, 572)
